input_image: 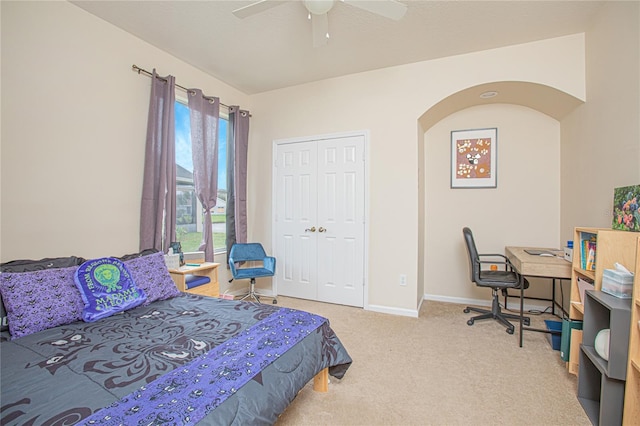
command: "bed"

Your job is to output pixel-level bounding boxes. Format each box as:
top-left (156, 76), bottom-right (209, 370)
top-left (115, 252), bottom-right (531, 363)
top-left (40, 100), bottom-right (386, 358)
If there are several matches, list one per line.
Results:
top-left (0, 252), bottom-right (352, 425)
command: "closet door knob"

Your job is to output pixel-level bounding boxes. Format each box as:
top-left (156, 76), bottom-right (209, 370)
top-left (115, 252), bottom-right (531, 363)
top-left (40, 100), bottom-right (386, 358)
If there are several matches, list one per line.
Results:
top-left (318, 227), bottom-right (327, 233)
top-left (305, 227), bottom-right (316, 232)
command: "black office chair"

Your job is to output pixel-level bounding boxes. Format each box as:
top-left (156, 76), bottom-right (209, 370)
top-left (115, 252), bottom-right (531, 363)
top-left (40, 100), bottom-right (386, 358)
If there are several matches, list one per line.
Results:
top-left (462, 227), bottom-right (530, 334)
top-left (228, 243), bottom-right (277, 304)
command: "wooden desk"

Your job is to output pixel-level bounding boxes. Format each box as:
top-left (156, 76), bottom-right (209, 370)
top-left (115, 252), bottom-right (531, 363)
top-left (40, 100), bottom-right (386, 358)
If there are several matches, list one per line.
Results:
top-left (505, 246), bottom-right (571, 280)
top-left (505, 246), bottom-right (572, 347)
top-left (169, 262), bottom-right (220, 297)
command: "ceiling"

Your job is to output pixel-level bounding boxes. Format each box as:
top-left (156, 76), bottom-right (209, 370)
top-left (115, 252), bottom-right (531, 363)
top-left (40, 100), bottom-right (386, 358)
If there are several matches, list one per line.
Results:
top-left (71, 0), bottom-right (605, 95)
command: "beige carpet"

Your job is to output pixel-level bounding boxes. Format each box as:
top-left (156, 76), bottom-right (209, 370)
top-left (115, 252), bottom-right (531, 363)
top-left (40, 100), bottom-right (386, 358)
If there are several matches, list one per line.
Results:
top-left (273, 297), bottom-right (591, 426)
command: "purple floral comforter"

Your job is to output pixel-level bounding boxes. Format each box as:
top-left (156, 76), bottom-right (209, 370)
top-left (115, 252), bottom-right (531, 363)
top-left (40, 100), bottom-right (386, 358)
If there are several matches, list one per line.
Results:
top-left (0, 294), bottom-right (351, 425)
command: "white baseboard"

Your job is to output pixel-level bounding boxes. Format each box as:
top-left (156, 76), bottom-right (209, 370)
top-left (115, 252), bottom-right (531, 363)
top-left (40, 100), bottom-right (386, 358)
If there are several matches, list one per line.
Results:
top-left (423, 293), bottom-right (551, 313)
top-left (366, 304), bottom-right (420, 318)
top-left (262, 292), bottom-right (544, 318)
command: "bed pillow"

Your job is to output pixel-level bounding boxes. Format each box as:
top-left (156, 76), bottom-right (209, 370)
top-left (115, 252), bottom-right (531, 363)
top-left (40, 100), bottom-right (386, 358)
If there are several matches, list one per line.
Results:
top-left (0, 256), bottom-right (86, 273)
top-left (123, 251), bottom-right (181, 304)
top-left (117, 248), bottom-right (159, 262)
top-left (0, 266), bottom-right (84, 339)
top-left (0, 256), bottom-right (85, 332)
top-left (74, 258), bottom-right (147, 322)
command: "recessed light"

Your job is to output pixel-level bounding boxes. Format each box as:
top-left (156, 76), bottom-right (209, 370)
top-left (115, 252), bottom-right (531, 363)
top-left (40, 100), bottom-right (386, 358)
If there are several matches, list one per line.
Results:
top-left (480, 91), bottom-right (498, 99)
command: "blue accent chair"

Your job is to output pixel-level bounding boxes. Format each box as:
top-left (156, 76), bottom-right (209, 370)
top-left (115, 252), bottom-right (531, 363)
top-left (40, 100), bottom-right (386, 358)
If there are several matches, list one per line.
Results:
top-left (228, 243), bottom-right (277, 304)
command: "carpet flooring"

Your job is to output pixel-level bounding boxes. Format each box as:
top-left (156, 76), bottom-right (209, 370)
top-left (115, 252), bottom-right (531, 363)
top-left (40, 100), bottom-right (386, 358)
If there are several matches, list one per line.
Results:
top-left (274, 297), bottom-right (591, 426)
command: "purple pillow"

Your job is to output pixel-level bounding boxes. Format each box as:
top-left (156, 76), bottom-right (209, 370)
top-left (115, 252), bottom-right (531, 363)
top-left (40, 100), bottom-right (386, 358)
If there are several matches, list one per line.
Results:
top-left (0, 256), bottom-right (85, 332)
top-left (0, 266), bottom-right (84, 339)
top-left (74, 258), bottom-right (147, 322)
top-left (123, 251), bottom-right (180, 304)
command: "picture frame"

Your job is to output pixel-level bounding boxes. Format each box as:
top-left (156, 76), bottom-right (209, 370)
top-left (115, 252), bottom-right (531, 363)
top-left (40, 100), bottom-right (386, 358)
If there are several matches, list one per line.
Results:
top-left (451, 128), bottom-right (497, 188)
top-left (612, 184), bottom-right (640, 232)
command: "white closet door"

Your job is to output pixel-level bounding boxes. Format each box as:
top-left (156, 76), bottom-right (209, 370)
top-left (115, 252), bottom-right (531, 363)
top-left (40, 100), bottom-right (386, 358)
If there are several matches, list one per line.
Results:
top-left (274, 134), bottom-right (365, 308)
top-left (316, 136), bottom-right (365, 307)
top-left (274, 141), bottom-right (318, 300)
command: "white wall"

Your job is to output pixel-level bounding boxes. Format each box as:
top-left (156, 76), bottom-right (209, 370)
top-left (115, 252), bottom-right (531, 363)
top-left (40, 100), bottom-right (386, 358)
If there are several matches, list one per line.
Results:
top-left (561, 1), bottom-right (640, 240)
top-left (1, 2), bottom-right (249, 261)
top-left (249, 35), bottom-right (585, 314)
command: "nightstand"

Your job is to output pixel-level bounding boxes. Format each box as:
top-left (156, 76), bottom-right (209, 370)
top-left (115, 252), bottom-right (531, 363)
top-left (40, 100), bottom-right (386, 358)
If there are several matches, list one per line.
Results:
top-left (168, 262), bottom-right (220, 297)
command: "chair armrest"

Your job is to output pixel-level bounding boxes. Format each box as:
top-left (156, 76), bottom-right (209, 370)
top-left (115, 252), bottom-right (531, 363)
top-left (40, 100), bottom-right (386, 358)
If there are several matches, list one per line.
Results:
top-left (228, 257), bottom-right (238, 277)
top-left (477, 254), bottom-right (516, 272)
top-left (263, 256), bottom-right (276, 273)
top-left (478, 260), bottom-right (510, 265)
top-left (478, 253), bottom-right (509, 261)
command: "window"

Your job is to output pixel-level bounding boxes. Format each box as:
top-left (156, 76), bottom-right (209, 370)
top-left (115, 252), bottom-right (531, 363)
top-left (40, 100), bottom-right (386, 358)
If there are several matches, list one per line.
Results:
top-left (174, 100), bottom-right (228, 253)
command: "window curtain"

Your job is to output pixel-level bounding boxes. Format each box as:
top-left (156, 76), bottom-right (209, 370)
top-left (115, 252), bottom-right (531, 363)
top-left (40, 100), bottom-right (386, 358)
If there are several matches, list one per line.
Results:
top-left (188, 89), bottom-right (220, 263)
top-left (226, 106), bottom-right (250, 255)
top-left (139, 71), bottom-right (176, 252)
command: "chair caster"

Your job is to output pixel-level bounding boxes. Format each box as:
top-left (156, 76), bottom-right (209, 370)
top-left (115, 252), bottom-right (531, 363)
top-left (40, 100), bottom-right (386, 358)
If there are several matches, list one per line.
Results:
top-left (272, 299), bottom-right (278, 304)
top-left (523, 318), bottom-right (531, 326)
top-left (467, 319), bottom-right (474, 326)
top-left (463, 308), bottom-right (470, 313)
top-left (506, 327), bottom-right (515, 334)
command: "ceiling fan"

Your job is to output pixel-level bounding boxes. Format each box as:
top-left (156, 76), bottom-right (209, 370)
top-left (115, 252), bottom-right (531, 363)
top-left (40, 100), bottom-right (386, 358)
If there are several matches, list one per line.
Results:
top-left (232, 0), bottom-right (408, 47)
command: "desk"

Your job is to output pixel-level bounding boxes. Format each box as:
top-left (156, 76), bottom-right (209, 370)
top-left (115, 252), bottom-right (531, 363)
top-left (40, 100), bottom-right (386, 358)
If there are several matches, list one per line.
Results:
top-left (504, 246), bottom-right (572, 347)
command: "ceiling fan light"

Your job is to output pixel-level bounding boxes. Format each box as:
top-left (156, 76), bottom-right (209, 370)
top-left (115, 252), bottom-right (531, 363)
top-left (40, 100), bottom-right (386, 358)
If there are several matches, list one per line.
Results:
top-left (303, 0), bottom-right (335, 15)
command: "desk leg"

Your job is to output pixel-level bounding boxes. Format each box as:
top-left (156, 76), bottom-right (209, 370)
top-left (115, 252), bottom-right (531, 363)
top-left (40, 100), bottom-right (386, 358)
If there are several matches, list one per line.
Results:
top-left (551, 279), bottom-right (556, 316)
top-left (519, 277), bottom-right (524, 348)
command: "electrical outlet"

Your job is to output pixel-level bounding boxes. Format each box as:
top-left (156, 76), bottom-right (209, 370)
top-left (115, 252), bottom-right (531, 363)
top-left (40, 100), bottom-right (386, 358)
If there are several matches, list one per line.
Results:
top-left (399, 274), bottom-right (407, 286)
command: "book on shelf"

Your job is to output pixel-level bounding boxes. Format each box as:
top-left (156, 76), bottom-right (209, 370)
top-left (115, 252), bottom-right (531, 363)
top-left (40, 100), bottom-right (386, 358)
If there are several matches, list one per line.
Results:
top-left (586, 241), bottom-right (596, 271)
top-left (580, 236), bottom-right (597, 271)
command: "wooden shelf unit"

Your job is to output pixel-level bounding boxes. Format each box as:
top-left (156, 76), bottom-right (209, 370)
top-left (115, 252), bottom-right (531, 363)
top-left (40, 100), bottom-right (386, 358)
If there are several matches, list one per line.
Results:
top-left (623, 236), bottom-right (640, 425)
top-left (567, 227), bottom-right (638, 375)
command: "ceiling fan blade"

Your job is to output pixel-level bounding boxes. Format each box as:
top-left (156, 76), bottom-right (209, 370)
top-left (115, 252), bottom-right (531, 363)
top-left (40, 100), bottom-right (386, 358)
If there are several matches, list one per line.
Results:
top-left (311, 13), bottom-right (329, 47)
top-left (342, 0), bottom-right (407, 20)
top-left (232, 0), bottom-right (287, 19)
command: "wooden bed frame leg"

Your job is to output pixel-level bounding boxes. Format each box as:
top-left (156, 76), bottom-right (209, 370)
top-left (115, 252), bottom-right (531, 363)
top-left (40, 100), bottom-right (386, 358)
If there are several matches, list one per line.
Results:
top-left (313, 367), bottom-right (329, 392)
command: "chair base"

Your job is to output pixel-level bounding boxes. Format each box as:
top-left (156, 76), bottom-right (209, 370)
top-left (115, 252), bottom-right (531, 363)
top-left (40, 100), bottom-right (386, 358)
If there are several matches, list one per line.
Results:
top-left (237, 278), bottom-right (278, 304)
top-left (464, 290), bottom-right (529, 334)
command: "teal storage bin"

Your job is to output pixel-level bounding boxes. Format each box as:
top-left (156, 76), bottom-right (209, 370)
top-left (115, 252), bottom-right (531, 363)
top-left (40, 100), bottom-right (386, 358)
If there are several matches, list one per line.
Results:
top-left (544, 320), bottom-right (562, 351)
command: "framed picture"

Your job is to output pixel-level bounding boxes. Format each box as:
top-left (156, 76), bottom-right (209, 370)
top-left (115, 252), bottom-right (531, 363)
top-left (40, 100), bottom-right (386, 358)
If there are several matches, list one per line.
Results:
top-left (451, 128), bottom-right (497, 188)
top-left (612, 184), bottom-right (640, 232)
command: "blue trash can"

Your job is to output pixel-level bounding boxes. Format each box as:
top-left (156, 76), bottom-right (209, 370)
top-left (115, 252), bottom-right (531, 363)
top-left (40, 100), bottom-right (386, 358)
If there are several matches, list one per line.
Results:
top-left (544, 320), bottom-right (562, 351)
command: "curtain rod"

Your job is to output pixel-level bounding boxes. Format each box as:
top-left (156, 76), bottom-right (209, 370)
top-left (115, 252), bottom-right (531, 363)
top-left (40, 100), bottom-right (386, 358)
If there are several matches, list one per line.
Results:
top-left (132, 64), bottom-right (232, 110)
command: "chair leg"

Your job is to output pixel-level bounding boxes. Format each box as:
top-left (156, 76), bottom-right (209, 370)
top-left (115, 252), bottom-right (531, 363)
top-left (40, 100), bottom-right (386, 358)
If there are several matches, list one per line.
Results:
top-left (238, 278), bottom-right (278, 304)
top-left (466, 311), bottom-right (494, 322)
top-left (464, 289), bottom-right (530, 334)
